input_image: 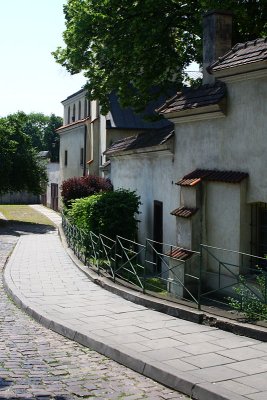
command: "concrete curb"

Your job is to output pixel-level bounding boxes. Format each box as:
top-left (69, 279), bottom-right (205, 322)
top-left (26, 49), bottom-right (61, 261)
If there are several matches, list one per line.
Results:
top-left (58, 224), bottom-right (267, 342)
top-left (3, 247), bottom-right (246, 400)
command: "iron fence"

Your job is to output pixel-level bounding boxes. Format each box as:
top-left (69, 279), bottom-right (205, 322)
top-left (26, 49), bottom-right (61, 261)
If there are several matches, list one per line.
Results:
top-left (200, 244), bottom-right (267, 320)
top-left (62, 214), bottom-right (267, 320)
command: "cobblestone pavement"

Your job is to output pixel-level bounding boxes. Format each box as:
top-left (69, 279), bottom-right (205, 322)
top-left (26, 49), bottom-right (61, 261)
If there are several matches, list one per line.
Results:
top-left (0, 222), bottom-right (189, 400)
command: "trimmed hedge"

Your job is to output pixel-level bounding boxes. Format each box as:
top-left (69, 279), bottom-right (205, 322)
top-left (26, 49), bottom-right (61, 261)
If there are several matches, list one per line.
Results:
top-left (66, 189), bottom-right (141, 240)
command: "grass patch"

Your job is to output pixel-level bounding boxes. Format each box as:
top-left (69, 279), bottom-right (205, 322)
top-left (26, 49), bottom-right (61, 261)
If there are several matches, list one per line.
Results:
top-left (0, 205), bottom-right (54, 226)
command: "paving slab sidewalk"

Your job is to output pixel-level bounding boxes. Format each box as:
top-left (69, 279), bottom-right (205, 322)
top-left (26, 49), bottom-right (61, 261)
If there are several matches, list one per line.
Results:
top-left (3, 205), bottom-right (267, 400)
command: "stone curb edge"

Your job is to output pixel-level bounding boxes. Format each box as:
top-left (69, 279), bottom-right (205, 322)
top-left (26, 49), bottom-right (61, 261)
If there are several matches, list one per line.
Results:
top-left (3, 240), bottom-right (245, 400)
top-left (58, 225), bottom-right (267, 343)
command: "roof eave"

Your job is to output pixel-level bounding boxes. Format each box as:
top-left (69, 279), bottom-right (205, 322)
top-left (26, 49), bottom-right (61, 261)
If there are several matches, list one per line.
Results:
top-left (161, 101), bottom-right (227, 124)
top-left (211, 61), bottom-right (267, 79)
top-left (106, 139), bottom-right (174, 158)
top-left (56, 117), bottom-right (91, 132)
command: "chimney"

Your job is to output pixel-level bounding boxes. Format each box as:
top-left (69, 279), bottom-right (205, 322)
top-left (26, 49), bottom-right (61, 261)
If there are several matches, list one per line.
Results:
top-left (203, 10), bottom-right (233, 84)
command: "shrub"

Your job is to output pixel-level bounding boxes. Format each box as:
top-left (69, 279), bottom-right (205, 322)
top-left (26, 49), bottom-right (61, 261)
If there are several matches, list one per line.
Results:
top-left (66, 194), bottom-right (99, 231)
top-left (228, 271), bottom-right (267, 321)
top-left (67, 189), bottom-right (141, 240)
top-left (61, 175), bottom-right (113, 207)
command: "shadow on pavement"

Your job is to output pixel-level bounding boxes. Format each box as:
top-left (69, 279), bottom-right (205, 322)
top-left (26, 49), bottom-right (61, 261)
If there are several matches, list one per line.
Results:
top-left (0, 220), bottom-right (55, 236)
top-left (0, 378), bottom-right (71, 399)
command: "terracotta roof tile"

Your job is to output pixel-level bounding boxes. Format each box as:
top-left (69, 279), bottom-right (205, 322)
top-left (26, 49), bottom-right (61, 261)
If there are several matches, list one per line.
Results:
top-left (209, 38), bottom-right (267, 73)
top-left (157, 82), bottom-right (226, 115)
top-left (104, 126), bottom-right (174, 156)
top-left (170, 206), bottom-right (198, 218)
top-left (166, 248), bottom-right (194, 260)
top-left (176, 169), bottom-right (248, 186)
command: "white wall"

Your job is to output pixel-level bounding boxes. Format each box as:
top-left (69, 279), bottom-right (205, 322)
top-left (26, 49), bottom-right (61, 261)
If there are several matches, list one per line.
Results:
top-left (59, 125), bottom-right (85, 184)
top-left (172, 78), bottom-right (267, 203)
top-left (111, 151), bottom-right (177, 245)
top-left (110, 74), bottom-right (267, 255)
top-left (62, 89), bottom-right (89, 125)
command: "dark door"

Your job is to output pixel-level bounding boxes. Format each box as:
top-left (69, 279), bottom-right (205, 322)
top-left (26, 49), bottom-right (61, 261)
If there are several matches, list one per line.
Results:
top-left (41, 193), bottom-right (47, 207)
top-left (259, 207), bottom-right (267, 259)
top-left (153, 200), bottom-right (163, 272)
top-left (51, 183), bottom-right (58, 211)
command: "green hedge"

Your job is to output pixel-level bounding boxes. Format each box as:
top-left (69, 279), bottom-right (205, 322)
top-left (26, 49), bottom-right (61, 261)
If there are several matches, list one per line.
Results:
top-left (66, 189), bottom-right (141, 240)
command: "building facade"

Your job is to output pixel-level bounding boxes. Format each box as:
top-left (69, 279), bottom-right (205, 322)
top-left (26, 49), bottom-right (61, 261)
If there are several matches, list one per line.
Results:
top-left (106, 12), bottom-right (267, 294)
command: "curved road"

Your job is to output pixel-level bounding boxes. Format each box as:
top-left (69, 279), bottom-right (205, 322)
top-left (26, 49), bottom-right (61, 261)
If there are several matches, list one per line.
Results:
top-left (0, 221), bottom-right (188, 399)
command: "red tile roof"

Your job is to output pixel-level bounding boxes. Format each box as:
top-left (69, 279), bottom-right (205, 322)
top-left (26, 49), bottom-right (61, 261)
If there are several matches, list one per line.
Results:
top-left (157, 82), bottom-right (226, 115)
top-left (170, 206), bottom-right (198, 218)
top-left (176, 169), bottom-right (248, 186)
top-left (166, 248), bottom-right (194, 260)
top-left (209, 38), bottom-right (267, 73)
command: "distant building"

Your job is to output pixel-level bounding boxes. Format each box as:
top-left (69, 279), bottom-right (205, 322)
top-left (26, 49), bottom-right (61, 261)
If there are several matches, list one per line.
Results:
top-left (57, 88), bottom-right (173, 188)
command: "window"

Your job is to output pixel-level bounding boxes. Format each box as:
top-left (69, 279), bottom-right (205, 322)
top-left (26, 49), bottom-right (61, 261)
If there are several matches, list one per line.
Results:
top-left (64, 150), bottom-right (68, 166)
top-left (80, 148), bottom-right (84, 166)
top-left (67, 106), bottom-right (70, 124)
top-left (72, 104), bottom-right (76, 122)
top-left (84, 99), bottom-right (88, 118)
top-left (78, 101), bottom-right (81, 120)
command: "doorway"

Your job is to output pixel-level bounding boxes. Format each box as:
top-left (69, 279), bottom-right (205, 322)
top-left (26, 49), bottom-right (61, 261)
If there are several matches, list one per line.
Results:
top-left (153, 200), bottom-right (163, 272)
top-left (51, 183), bottom-right (58, 211)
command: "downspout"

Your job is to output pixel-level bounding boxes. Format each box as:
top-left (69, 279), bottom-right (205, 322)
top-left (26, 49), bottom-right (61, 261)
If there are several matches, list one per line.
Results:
top-left (83, 125), bottom-right (87, 176)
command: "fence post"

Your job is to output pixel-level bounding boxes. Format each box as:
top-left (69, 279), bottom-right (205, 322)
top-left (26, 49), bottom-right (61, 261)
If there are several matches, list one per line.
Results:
top-left (198, 245), bottom-right (202, 311)
top-left (96, 234), bottom-right (100, 275)
top-left (143, 240), bottom-right (148, 294)
top-left (113, 236), bottom-right (118, 283)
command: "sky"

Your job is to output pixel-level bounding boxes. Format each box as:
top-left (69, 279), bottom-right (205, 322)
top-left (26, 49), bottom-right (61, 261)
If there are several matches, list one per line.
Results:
top-left (0, 0), bottom-right (85, 118)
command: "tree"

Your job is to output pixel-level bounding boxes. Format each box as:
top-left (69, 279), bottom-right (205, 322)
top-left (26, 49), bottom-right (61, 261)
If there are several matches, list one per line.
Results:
top-left (22, 112), bottom-right (62, 162)
top-left (42, 114), bottom-right (62, 162)
top-left (0, 113), bottom-right (48, 195)
top-left (53, 0), bottom-right (267, 114)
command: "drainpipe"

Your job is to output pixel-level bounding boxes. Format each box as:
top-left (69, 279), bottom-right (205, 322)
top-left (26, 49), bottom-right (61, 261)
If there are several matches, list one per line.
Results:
top-left (203, 10), bottom-right (233, 85)
top-left (83, 125), bottom-right (87, 176)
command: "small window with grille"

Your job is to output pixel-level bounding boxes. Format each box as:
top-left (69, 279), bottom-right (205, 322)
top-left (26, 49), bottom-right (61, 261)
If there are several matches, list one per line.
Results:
top-left (64, 150), bottom-right (68, 166)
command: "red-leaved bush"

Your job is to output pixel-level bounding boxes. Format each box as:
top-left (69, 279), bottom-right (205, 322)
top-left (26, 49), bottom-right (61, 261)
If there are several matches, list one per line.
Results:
top-left (61, 175), bottom-right (113, 207)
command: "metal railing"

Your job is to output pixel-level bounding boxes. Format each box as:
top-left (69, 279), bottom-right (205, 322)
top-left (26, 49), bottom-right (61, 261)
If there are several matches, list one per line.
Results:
top-left (62, 214), bottom-right (267, 320)
top-left (62, 214), bottom-right (200, 306)
top-left (200, 244), bottom-right (267, 320)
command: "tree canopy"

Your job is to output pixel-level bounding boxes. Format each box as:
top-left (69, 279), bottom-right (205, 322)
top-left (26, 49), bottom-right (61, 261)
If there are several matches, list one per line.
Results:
top-left (53, 0), bottom-right (267, 114)
top-left (22, 112), bottom-right (62, 162)
top-left (0, 113), bottom-right (48, 195)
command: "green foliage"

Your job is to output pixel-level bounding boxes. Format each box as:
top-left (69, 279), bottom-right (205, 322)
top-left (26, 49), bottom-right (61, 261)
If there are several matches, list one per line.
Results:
top-left (67, 189), bottom-right (141, 240)
top-left (0, 113), bottom-right (48, 195)
top-left (66, 194), bottom-right (99, 231)
top-left (228, 272), bottom-right (267, 321)
top-left (145, 277), bottom-right (167, 294)
top-left (53, 0), bottom-right (267, 114)
top-left (21, 112), bottom-right (62, 162)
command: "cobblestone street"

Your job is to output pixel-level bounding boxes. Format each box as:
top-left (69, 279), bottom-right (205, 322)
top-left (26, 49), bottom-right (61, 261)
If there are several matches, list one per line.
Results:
top-left (0, 222), bottom-right (188, 400)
